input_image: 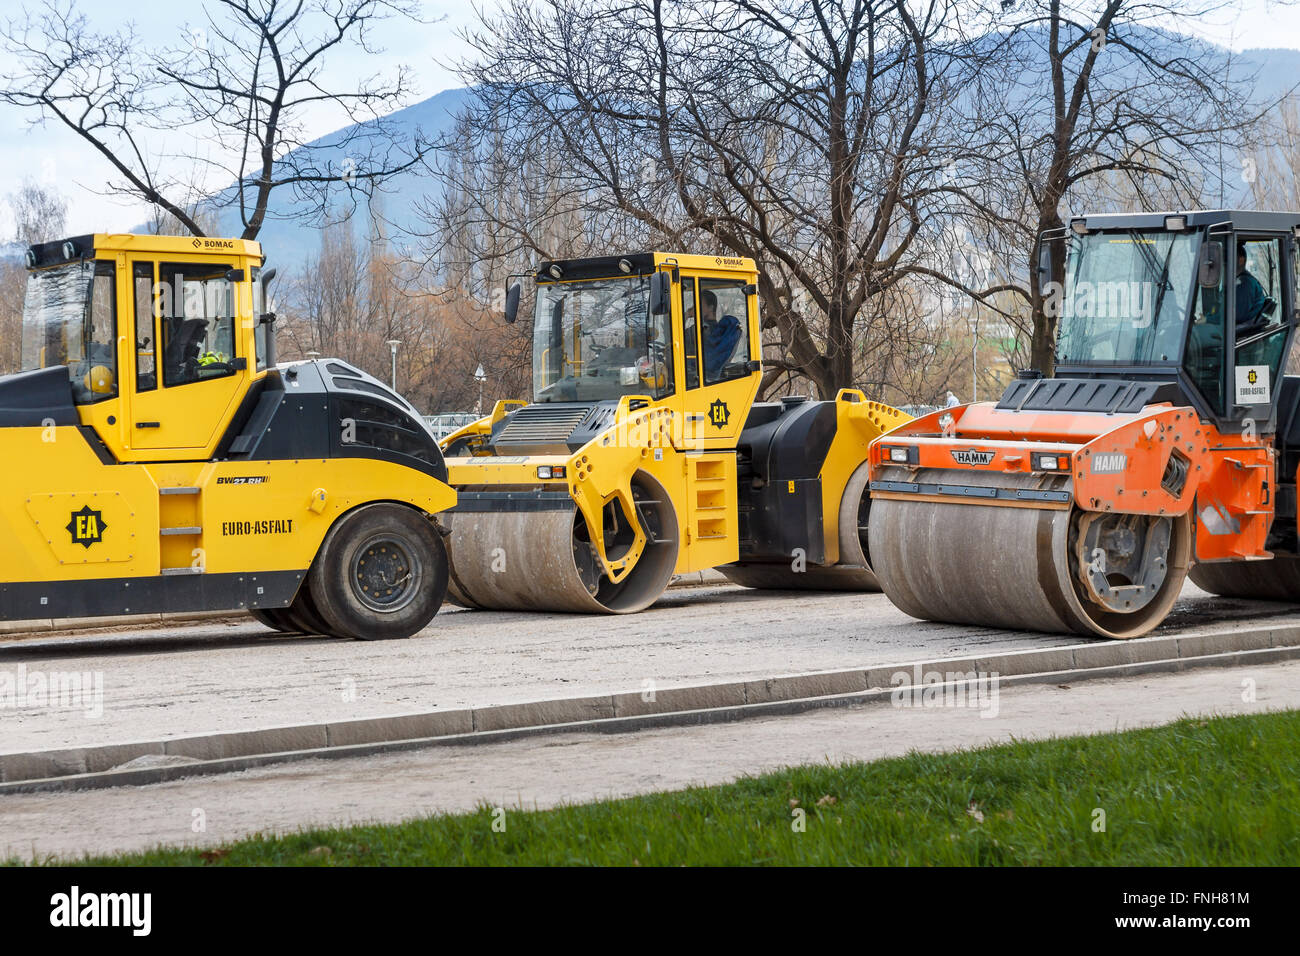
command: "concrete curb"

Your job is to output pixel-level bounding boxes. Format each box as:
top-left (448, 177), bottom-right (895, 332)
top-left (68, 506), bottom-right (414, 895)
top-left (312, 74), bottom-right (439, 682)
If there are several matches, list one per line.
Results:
top-left (0, 610), bottom-right (241, 639)
top-left (0, 570), bottom-right (734, 641)
top-left (3, 622), bottom-right (1297, 792)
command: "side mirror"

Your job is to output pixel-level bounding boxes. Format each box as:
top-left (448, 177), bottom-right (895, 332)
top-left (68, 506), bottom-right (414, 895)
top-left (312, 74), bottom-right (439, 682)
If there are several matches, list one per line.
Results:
top-left (259, 268), bottom-right (278, 368)
top-left (1035, 244), bottom-right (1052, 287)
top-left (504, 282), bottom-right (521, 324)
top-left (649, 270), bottom-right (671, 316)
top-left (226, 268), bottom-right (245, 282)
top-left (1199, 242), bottom-right (1224, 288)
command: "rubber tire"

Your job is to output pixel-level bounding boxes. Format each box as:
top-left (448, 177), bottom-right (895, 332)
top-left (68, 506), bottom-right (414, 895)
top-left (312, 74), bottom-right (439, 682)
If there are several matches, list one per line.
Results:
top-left (250, 608), bottom-right (297, 632)
top-left (308, 504), bottom-right (449, 640)
top-left (282, 587), bottom-right (335, 636)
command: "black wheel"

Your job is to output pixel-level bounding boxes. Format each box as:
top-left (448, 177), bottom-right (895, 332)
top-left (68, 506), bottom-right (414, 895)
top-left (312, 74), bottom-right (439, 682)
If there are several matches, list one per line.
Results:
top-left (282, 586), bottom-right (335, 635)
top-left (308, 504), bottom-right (449, 640)
top-left (250, 608), bottom-right (297, 632)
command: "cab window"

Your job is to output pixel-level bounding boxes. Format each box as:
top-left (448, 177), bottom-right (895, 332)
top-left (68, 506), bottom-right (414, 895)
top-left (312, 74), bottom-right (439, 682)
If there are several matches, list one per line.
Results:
top-left (133, 263), bottom-right (157, 391)
top-left (698, 278), bottom-right (751, 385)
top-left (19, 260), bottom-right (118, 404)
top-left (83, 263), bottom-right (118, 403)
top-left (1187, 235), bottom-right (1227, 413)
top-left (252, 266), bottom-right (268, 372)
top-left (646, 283), bottom-right (674, 396)
top-left (1236, 238), bottom-right (1281, 333)
top-left (157, 262), bottom-right (238, 387)
top-left (682, 277), bottom-right (699, 390)
top-left (1235, 237), bottom-right (1289, 403)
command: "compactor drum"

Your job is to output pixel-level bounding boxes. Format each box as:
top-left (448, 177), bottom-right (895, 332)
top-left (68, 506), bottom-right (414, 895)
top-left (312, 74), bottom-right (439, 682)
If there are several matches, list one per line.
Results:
top-left (869, 210), bottom-right (1300, 639)
top-left (1, 234), bottom-right (455, 639)
top-left (440, 253), bottom-right (910, 613)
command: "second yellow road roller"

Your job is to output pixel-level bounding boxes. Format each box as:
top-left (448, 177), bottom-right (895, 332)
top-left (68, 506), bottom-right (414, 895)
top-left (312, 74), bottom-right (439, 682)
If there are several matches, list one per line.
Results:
top-left (439, 252), bottom-right (911, 612)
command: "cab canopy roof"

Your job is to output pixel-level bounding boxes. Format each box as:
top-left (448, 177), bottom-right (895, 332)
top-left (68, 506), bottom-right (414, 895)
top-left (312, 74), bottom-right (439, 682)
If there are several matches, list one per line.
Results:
top-left (1072, 210), bottom-right (1300, 234)
top-left (26, 233), bottom-right (263, 269)
top-left (534, 251), bottom-right (758, 282)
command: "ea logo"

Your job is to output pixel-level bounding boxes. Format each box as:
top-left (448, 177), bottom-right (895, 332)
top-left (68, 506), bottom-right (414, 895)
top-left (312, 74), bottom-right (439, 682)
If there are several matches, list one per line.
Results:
top-left (1248, 369), bottom-right (1258, 384)
top-left (708, 399), bottom-right (730, 428)
top-left (67, 505), bottom-right (107, 548)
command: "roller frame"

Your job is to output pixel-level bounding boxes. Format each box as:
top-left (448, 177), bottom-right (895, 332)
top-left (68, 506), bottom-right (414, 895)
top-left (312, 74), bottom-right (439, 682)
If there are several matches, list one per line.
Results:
top-left (867, 401), bottom-right (1219, 639)
top-left (444, 399), bottom-right (682, 613)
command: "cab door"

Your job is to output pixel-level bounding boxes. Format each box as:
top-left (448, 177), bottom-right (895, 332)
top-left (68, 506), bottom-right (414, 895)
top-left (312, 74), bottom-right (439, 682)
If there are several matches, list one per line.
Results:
top-left (126, 259), bottom-right (248, 455)
top-left (678, 272), bottom-right (761, 449)
top-left (1230, 235), bottom-right (1291, 417)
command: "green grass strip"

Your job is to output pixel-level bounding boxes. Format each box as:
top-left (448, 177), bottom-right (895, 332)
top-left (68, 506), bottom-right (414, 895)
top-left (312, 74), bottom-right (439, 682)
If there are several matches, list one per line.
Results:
top-left (20, 709), bottom-right (1300, 866)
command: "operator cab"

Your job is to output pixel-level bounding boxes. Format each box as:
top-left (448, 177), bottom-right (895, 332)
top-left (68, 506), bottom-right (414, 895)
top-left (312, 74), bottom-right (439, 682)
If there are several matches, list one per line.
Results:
top-left (526, 254), bottom-right (755, 404)
top-left (1035, 210), bottom-right (1300, 434)
top-left (11, 233), bottom-right (274, 461)
top-left (475, 252), bottom-right (762, 455)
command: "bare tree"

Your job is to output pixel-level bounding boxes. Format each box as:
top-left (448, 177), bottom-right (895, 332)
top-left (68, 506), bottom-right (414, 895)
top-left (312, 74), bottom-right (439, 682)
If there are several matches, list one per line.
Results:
top-left (277, 210), bottom-right (531, 413)
top-left (7, 178), bottom-right (68, 245)
top-left (1, 0), bottom-right (434, 239)
top-left (944, 0), bottom-right (1273, 373)
top-left (439, 0), bottom-right (993, 399)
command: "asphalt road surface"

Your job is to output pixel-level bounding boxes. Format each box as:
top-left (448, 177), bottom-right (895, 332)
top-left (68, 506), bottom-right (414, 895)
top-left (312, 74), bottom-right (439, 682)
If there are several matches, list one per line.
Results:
top-left (2, 581), bottom-right (1298, 755)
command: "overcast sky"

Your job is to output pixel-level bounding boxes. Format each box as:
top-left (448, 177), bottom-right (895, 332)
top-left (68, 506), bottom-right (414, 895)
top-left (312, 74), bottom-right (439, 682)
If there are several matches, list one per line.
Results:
top-left (2, 0), bottom-right (1299, 237)
top-left (0, 0), bottom-right (487, 236)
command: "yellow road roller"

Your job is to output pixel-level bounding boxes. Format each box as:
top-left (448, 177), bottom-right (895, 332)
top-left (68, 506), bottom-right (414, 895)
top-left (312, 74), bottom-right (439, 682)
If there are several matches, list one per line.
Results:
top-left (1, 233), bottom-right (455, 639)
top-left (439, 252), bottom-right (910, 612)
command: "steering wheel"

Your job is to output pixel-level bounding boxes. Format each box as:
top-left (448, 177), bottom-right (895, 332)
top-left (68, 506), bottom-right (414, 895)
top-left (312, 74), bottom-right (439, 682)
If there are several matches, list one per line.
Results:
top-left (196, 362), bottom-right (237, 377)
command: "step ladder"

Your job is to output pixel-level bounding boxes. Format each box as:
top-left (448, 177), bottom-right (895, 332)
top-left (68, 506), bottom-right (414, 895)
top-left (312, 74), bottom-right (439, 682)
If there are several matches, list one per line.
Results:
top-left (158, 486), bottom-right (205, 574)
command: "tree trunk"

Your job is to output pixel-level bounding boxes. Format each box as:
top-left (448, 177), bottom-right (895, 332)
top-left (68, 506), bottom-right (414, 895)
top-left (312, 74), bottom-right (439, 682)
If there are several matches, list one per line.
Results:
top-left (825, 298), bottom-right (855, 397)
top-left (1029, 204), bottom-right (1066, 376)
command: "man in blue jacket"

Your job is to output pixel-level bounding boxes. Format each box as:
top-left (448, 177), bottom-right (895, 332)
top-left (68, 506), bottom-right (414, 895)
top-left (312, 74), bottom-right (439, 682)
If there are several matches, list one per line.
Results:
top-left (1236, 247), bottom-right (1267, 331)
top-left (700, 290), bottom-right (742, 380)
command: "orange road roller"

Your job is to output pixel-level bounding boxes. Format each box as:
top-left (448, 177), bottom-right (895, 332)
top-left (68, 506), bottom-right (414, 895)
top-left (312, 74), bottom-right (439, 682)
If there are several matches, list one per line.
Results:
top-left (868, 210), bottom-right (1300, 639)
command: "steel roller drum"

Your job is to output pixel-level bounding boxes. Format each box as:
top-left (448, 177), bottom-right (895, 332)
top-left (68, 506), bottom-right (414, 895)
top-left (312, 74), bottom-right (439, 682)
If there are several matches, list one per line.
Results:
top-left (443, 476), bottom-right (679, 614)
top-left (1190, 555), bottom-right (1300, 601)
top-left (867, 467), bottom-right (1191, 639)
top-left (721, 461), bottom-right (881, 591)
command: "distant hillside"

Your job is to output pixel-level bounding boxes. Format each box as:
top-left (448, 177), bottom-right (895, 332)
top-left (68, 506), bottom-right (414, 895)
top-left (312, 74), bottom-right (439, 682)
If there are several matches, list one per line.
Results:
top-left (78, 35), bottom-right (1300, 273)
top-left (210, 86), bottom-right (471, 271)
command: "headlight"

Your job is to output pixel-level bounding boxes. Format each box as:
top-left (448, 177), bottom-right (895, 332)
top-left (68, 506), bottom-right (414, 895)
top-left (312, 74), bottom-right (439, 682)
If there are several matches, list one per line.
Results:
top-left (880, 445), bottom-right (918, 464)
top-left (1032, 453), bottom-right (1069, 472)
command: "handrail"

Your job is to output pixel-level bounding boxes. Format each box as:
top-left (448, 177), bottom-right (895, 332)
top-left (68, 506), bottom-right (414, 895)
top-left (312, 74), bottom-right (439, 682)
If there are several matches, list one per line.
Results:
top-left (1235, 322), bottom-right (1290, 351)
